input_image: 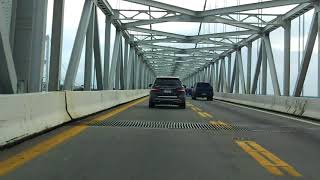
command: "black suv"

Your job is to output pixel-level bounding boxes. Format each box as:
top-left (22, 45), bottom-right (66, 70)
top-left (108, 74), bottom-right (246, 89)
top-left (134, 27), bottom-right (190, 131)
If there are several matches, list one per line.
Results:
top-left (192, 82), bottom-right (213, 101)
top-left (149, 77), bottom-right (186, 109)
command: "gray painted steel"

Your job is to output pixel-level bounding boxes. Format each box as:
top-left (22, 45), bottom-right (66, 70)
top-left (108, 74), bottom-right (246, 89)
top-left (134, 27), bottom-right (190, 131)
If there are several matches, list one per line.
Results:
top-left (93, 9), bottom-right (103, 90)
top-left (84, 7), bottom-right (95, 91)
top-left (64, 0), bottom-right (93, 90)
top-left (0, 13), bottom-right (17, 94)
top-left (48, 0), bottom-right (64, 91)
top-left (294, 12), bottom-right (318, 97)
top-left (283, 20), bottom-right (291, 96)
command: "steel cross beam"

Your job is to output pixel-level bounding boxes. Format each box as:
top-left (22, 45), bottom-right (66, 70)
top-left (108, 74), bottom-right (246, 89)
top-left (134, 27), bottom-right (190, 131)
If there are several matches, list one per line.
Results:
top-left (123, 14), bottom-right (261, 31)
top-left (199, 3), bottom-right (313, 74)
top-left (123, 0), bottom-right (197, 16)
top-left (199, 0), bottom-right (313, 16)
top-left (128, 27), bottom-right (186, 39)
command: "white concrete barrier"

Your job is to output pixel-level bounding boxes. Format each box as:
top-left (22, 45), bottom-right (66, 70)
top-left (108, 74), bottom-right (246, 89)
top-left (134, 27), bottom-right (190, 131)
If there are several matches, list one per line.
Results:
top-left (214, 92), bottom-right (320, 120)
top-left (0, 92), bottom-right (71, 146)
top-left (0, 89), bottom-right (149, 147)
top-left (66, 90), bottom-right (149, 119)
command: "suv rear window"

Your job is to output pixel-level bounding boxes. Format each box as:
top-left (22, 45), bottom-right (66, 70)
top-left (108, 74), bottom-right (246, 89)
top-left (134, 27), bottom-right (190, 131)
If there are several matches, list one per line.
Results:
top-left (154, 78), bottom-right (182, 87)
top-left (196, 83), bottom-right (211, 88)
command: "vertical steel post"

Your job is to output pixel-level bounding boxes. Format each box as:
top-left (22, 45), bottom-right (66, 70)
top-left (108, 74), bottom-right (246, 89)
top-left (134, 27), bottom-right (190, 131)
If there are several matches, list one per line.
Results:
top-left (294, 12), bottom-right (318, 97)
top-left (227, 54), bottom-right (231, 90)
top-left (0, 10), bottom-right (17, 93)
top-left (251, 42), bottom-right (263, 94)
top-left (236, 50), bottom-right (246, 94)
top-left (84, 8), bottom-right (94, 91)
top-left (13, 0), bottom-right (48, 92)
top-left (64, 0), bottom-right (93, 90)
top-left (108, 30), bottom-right (121, 89)
top-left (127, 44), bottom-right (135, 89)
top-left (235, 55), bottom-right (239, 94)
top-left (93, 8), bottom-right (103, 90)
top-left (318, 4), bottom-right (320, 97)
top-left (283, 20), bottom-right (291, 96)
top-left (261, 41), bottom-right (267, 95)
top-left (104, 16), bottom-right (111, 89)
top-left (49, 0), bottom-right (64, 91)
top-left (263, 34), bottom-right (281, 96)
top-left (247, 43), bottom-right (252, 94)
top-left (123, 38), bottom-right (129, 89)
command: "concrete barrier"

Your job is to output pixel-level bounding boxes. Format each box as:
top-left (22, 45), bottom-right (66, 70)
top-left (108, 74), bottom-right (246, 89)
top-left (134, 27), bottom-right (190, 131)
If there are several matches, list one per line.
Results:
top-left (214, 92), bottom-right (320, 120)
top-left (0, 92), bottom-right (71, 146)
top-left (66, 90), bottom-right (149, 119)
top-left (0, 89), bottom-right (149, 147)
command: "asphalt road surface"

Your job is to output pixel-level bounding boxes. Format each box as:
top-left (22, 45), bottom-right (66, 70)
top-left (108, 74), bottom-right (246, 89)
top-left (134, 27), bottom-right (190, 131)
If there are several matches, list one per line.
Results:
top-left (1, 96), bottom-right (320, 180)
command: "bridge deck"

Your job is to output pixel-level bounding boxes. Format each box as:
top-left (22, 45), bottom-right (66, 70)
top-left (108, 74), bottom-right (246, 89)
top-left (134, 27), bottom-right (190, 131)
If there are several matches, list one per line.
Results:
top-left (1, 97), bottom-right (320, 180)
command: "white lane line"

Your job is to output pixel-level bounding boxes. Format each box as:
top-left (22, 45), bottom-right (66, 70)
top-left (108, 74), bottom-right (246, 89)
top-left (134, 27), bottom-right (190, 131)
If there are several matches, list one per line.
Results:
top-left (215, 100), bottom-right (320, 127)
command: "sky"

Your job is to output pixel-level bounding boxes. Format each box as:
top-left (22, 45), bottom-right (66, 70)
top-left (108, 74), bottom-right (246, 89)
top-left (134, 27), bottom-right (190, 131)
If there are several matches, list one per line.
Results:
top-left (45, 0), bottom-right (319, 96)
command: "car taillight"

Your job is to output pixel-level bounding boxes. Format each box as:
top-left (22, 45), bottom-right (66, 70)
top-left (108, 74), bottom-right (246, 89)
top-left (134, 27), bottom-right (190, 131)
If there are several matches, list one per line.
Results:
top-left (151, 88), bottom-right (160, 92)
top-left (176, 87), bottom-right (185, 92)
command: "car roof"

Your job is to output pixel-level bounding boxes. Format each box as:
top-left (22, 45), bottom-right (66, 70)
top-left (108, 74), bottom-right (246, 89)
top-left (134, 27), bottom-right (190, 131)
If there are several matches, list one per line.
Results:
top-left (156, 76), bottom-right (180, 79)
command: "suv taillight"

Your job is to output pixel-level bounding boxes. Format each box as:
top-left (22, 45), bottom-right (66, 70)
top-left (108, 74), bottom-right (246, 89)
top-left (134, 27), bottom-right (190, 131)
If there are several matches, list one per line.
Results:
top-left (151, 88), bottom-right (160, 92)
top-left (176, 87), bottom-right (185, 92)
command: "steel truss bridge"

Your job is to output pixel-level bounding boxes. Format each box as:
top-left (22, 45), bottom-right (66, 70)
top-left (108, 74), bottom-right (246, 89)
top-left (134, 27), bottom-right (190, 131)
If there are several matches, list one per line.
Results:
top-left (1, 1), bottom-right (320, 179)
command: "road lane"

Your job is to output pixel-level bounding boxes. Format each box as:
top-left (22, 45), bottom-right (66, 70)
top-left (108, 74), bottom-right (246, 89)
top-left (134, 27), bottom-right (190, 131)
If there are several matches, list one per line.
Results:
top-left (0, 97), bottom-right (320, 179)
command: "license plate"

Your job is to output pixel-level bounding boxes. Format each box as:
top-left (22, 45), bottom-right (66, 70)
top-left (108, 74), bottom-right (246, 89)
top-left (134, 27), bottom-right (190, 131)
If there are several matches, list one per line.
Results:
top-left (202, 93), bottom-right (207, 95)
top-left (164, 90), bottom-right (172, 93)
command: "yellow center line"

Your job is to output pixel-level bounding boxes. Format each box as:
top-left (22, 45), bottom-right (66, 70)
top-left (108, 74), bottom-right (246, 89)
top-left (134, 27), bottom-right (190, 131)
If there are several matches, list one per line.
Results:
top-left (197, 112), bottom-right (206, 118)
top-left (217, 121), bottom-right (232, 129)
top-left (0, 96), bottom-right (148, 176)
top-left (236, 140), bottom-right (302, 177)
top-left (202, 112), bottom-right (213, 118)
top-left (209, 121), bottom-right (232, 129)
top-left (191, 107), bottom-right (198, 112)
top-left (247, 141), bottom-right (302, 177)
top-left (235, 141), bottom-right (284, 176)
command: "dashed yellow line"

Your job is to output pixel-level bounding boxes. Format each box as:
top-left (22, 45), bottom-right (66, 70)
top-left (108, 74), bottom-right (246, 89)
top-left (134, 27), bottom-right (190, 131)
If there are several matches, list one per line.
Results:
top-left (202, 112), bottom-right (213, 118)
top-left (235, 141), bottom-right (302, 177)
top-left (197, 112), bottom-right (207, 118)
top-left (209, 121), bottom-right (232, 129)
top-left (0, 96), bottom-right (148, 176)
top-left (191, 107), bottom-right (198, 112)
top-left (247, 141), bottom-right (302, 177)
top-left (190, 104), bottom-right (213, 119)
